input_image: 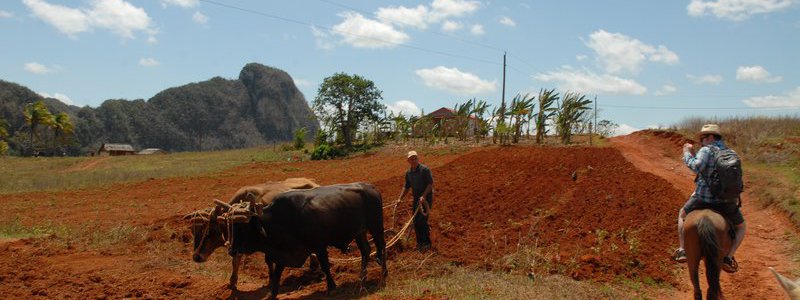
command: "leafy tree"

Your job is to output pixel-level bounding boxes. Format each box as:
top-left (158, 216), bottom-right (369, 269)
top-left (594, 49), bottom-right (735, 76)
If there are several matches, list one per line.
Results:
top-left (471, 100), bottom-right (490, 142)
top-left (555, 92), bottom-right (592, 144)
top-left (313, 73), bottom-right (385, 148)
top-left (535, 89), bottom-right (559, 144)
top-left (23, 101), bottom-right (54, 156)
top-left (391, 113), bottom-right (410, 141)
top-left (453, 99), bottom-right (474, 141)
top-left (596, 119), bottom-right (619, 137)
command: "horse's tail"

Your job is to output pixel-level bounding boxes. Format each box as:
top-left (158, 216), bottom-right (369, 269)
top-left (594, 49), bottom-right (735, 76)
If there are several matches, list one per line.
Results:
top-left (697, 216), bottom-right (721, 298)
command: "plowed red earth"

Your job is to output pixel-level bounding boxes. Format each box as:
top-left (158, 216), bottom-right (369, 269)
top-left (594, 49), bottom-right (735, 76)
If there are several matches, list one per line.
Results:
top-left (1, 132), bottom-right (797, 299)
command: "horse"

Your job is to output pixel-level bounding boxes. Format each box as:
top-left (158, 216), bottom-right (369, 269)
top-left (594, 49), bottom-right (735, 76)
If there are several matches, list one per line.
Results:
top-left (769, 267), bottom-right (800, 300)
top-left (683, 209), bottom-right (732, 300)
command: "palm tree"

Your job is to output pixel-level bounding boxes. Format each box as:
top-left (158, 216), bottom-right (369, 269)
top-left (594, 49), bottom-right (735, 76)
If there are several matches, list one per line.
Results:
top-left (508, 93), bottom-right (536, 144)
top-left (23, 101), bottom-right (54, 156)
top-left (453, 99), bottom-right (474, 141)
top-left (555, 92), bottom-right (592, 144)
top-left (535, 89), bottom-right (560, 144)
top-left (471, 100), bottom-right (490, 143)
top-left (51, 112), bottom-right (74, 155)
top-left (0, 117), bottom-right (9, 156)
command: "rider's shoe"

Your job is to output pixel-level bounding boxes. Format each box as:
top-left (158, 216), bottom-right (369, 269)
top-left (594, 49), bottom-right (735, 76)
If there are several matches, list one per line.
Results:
top-left (722, 256), bottom-right (739, 273)
top-left (673, 248), bottom-right (687, 263)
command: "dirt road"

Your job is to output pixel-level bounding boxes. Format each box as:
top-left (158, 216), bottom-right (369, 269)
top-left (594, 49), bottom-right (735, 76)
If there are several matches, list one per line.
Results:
top-left (610, 131), bottom-right (800, 299)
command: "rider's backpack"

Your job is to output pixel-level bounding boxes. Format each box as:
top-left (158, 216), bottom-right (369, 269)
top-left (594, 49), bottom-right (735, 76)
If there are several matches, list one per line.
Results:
top-left (705, 147), bottom-right (744, 201)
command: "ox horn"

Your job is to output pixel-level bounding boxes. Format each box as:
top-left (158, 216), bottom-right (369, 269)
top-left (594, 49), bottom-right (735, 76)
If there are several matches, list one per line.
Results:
top-left (213, 199), bottom-right (232, 209)
top-left (183, 212), bottom-right (195, 220)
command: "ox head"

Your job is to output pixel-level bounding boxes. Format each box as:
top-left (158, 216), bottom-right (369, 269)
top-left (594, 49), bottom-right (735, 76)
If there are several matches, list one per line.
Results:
top-left (183, 199), bottom-right (232, 263)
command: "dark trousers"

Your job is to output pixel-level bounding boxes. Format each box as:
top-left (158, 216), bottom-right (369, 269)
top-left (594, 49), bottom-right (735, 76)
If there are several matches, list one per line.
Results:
top-left (412, 197), bottom-right (432, 248)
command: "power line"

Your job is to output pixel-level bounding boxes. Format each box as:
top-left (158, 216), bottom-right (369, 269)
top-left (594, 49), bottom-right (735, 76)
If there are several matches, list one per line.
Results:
top-left (199, 0), bottom-right (499, 65)
top-left (599, 104), bottom-right (800, 110)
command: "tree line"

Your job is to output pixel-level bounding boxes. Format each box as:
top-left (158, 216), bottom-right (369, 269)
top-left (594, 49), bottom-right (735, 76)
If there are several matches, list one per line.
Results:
top-left (309, 73), bottom-right (620, 159)
top-left (0, 100), bottom-right (75, 156)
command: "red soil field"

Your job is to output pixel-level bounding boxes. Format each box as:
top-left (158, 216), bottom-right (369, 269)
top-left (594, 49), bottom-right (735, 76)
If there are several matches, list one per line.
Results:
top-left (1, 132), bottom-right (797, 299)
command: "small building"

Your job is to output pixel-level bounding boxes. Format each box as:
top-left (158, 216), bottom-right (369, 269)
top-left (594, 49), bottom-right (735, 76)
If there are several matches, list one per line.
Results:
top-left (97, 143), bottom-right (136, 156)
top-left (137, 148), bottom-right (168, 155)
top-left (414, 107), bottom-right (478, 137)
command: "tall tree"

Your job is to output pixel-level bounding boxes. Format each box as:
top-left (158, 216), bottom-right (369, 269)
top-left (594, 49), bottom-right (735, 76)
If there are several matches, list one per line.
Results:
top-left (313, 73), bottom-right (385, 148)
top-left (23, 100), bottom-right (54, 156)
top-left (535, 89), bottom-right (559, 144)
top-left (51, 112), bottom-right (74, 155)
top-left (0, 117), bottom-right (8, 156)
top-left (555, 92), bottom-right (592, 144)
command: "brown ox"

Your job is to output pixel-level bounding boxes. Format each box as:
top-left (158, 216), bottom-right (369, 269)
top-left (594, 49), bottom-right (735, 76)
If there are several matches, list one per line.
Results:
top-left (184, 178), bottom-right (319, 289)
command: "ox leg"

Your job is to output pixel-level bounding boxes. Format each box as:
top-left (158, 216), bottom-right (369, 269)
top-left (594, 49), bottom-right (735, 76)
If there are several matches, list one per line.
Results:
top-left (315, 248), bottom-right (337, 294)
top-left (267, 263), bottom-right (285, 300)
top-left (372, 227), bottom-right (388, 282)
top-left (229, 254), bottom-right (243, 290)
top-left (264, 255), bottom-right (275, 287)
top-left (355, 233), bottom-right (371, 288)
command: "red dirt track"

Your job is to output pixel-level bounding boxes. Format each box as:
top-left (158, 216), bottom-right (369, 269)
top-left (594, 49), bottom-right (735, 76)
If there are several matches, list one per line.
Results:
top-left (1, 132), bottom-right (798, 299)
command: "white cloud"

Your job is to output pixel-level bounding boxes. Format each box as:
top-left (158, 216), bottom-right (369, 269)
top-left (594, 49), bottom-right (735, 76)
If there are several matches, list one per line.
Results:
top-left (293, 79), bottom-right (313, 88)
top-left (441, 20), bottom-right (463, 31)
top-left (576, 54), bottom-right (588, 61)
top-left (687, 74), bottom-right (723, 85)
top-left (430, 0), bottom-right (480, 20)
top-left (147, 36), bottom-right (158, 44)
top-left (743, 86), bottom-right (800, 108)
top-left (386, 100), bottom-right (422, 117)
top-left (377, 5), bottom-right (429, 29)
top-left (0, 10), bottom-right (13, 18)
top-left (161, 0), bottom-right (198, 8)
top-left (24, 0), bottom-right (155, 40)
top-left (499, 16), bottom-right (516, 27)
top-left (311, 25), bottom-right (335, 50)
top-left (470, 24), bottom-right (485, 35)
top-left (654, 83), bottom-right (678, 96)
top-left (416, 66), bottom-right (497, 95)
top-left (584, 29), bottom-right (679, 75)
top-left (613, 123), bottom-right (640, 136)
top-left (138, 57), bottom-right (159, 67)
top-left (24, 62), bottom-right (59, 74)
top-left (332, 12), bottom-right (409, 48)
top-left (687, 0), bottom-right (793, 21)
top-left (533, 68), bottom-right (647, 95)
top-left (37, 92), bottom-right (73, 105)
top-left (736, 65), bottom-right (782, 83)
top-left (192, 11), bottom-right (208, 24)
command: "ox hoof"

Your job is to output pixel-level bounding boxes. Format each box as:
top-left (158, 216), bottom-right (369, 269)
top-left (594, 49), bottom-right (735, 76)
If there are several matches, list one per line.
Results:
top-left (228, 283), bottom-right (237, 291)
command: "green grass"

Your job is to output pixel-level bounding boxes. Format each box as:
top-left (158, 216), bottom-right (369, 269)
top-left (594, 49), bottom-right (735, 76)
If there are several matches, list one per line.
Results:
top-left (0, 146), bottom-right (298, 194)
top-left (0, 217), bottom-right (70, 240)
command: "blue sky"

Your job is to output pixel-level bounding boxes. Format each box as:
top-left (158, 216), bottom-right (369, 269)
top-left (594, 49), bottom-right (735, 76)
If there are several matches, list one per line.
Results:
top-left (1, 0), bottom-right (799, 134)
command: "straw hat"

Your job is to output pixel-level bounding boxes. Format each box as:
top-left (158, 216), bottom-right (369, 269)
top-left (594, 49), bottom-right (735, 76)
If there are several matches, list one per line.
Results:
top-left (696, 124), bottom-right (722, 139)
top-left (407, 151), bottom-right (418, 159)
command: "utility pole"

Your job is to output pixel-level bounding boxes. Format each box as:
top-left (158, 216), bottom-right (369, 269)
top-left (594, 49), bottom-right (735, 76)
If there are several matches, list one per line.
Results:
top-left (500, 52), bottom-right (507, 123)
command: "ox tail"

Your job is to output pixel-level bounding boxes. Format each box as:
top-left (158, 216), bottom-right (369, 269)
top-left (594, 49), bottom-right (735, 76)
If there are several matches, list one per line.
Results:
top-left (697, 216), bottom-right (721, 299)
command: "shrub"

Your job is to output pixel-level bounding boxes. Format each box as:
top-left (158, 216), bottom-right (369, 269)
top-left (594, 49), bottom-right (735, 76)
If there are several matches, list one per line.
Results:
top-left (293, 128), bottom-right (307, 150)
top-left (311, 144), bottom-right (343, 160)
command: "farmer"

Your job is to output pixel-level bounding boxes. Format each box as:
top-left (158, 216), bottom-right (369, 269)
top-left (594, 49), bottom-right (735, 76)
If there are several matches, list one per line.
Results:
top-left (673, 124), bottom-right (746, 273)
top-left (396, 150), bottom-right (434, 252)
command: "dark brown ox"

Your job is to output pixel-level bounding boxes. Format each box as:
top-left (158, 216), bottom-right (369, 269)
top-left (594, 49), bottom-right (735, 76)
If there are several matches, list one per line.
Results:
top-left (233, 182), bottom-right (387, 300)
top-left (184, 178), bottom-right (318, 289)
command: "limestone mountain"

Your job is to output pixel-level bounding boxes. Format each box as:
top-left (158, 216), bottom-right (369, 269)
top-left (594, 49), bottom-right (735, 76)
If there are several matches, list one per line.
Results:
top-left (0, 63), bottom-right (319, 155)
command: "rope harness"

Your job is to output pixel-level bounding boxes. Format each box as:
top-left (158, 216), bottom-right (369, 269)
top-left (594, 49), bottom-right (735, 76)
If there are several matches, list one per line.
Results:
top-left (329, 203), bottom-right (423, 263)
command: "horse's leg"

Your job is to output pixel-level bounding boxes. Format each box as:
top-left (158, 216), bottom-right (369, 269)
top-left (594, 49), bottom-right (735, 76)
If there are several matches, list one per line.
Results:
top-left (685, 226), bottom-right (703, 300)
top-left (229, 254), bottom-right (243, 290)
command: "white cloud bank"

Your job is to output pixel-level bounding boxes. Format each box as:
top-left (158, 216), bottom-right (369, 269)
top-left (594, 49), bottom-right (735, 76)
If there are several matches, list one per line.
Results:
top-left (416, 66), bottom-right (497, 95)
top-left (688, 0), bottom-right (793, 21)
top-left (743, 86), bottom-right (800, 108)
top-left (533, 68), bottom-right (647, 95)
top-left (331, 12), bottom-right (409, 48)
top-left (736, 65), bottom-right (782, 83)
top-left (386, 100), bottom-right (422, 117)
top-left (24, 62), bottom-right (59, 74)
top-left (37, 92), bottom-right (73, 105)
top-left (24, 0), bottom-right (156, 40)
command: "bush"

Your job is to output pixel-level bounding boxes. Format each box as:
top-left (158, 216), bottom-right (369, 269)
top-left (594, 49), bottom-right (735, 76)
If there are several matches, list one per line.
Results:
top-left (0, 141), bottom-right (7, 156)
top-left (293, 128), bottom-right (307, 150)
top-left (310, 144), bottom-right (343, 160)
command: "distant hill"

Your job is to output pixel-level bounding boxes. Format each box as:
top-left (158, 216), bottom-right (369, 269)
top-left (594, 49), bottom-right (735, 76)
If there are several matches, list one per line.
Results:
top-left (0, 63), bottom-right (319, 155)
